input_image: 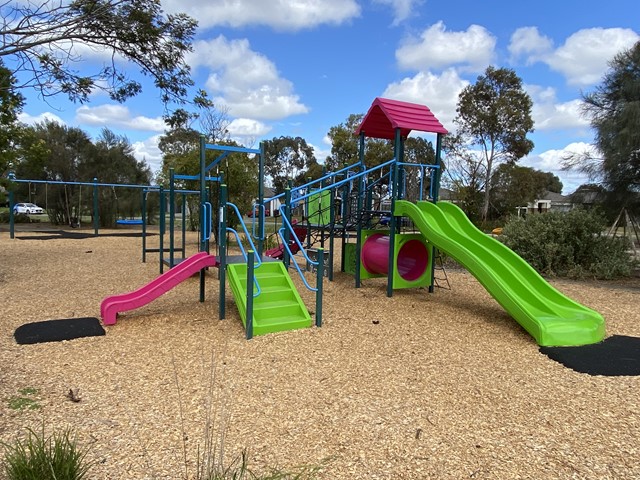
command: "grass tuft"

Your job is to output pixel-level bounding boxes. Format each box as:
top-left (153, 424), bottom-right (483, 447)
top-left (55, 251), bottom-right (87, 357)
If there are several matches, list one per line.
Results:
top-left (2, 425), bottom-right (93, 480)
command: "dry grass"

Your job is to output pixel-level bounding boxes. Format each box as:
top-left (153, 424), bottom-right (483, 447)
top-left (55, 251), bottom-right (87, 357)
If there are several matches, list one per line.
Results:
top-left (1, 226), bottom-right (639, 479)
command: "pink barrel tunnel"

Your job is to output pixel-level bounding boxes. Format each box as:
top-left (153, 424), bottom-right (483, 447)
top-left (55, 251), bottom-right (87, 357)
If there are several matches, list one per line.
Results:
top-left (361, 233), bottom-right (429, 281)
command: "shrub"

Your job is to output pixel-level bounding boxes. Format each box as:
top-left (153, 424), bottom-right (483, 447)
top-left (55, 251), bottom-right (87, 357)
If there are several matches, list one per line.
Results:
top-left (2, 425), bottom-right (92, 480)
top-left (501, 209), bottom-right (632, 279)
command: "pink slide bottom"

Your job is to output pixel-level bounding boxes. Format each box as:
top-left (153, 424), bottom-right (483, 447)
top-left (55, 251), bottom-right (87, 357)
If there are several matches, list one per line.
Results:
top-left (264, 227), bottom-right (307, 260)
top-left (100, 252), bottom-right (218, 325)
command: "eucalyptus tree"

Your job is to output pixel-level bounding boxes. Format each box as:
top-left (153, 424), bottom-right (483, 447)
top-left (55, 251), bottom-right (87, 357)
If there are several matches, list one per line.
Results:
top-left (0, 0), bottom-right (196, 105)
top-left (445, 66), bottom-right (534, 221)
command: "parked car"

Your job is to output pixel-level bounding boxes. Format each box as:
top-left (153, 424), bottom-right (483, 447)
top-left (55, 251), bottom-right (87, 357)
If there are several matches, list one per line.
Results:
top-left (13, 203), bottom-right (45, 214)
top-left (247, 207), bottom-right (271, 217)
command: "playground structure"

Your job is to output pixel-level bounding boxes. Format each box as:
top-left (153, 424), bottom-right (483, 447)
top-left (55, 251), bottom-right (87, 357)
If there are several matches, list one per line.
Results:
top-left (7, 97), bottom-right (606, 346)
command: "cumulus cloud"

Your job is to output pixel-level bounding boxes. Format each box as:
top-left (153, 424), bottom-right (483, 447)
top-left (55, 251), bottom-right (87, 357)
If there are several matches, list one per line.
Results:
top-left (163, 0), bottom-right (360, 31)
top-left (526, 85), bottom-right (590, 131)
top-left (521, 142), bottom-right (597, 194)
top-left (396, 21), bottom-right (496, 72)
top-left (75, 105), bottom-right (165, 132)
top-left (227, 118), bottom-right (271, 138)
top-left (382, 68), bottom-right (469, 129)
top-left (131, 135), bottom-right (163, 174)
top-left (18, 111), bottom-right (65, 126)
top-left (509, 26), bottom-right (639, 86)
top-left (508, 26), bottom-right (553, 64)
top-left (372, 0), bottom-right (424, 26)
top-left (188, 36), bottom-right (309, 121)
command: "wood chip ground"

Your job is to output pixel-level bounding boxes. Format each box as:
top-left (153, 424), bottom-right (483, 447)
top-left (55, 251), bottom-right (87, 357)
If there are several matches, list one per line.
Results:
top-left (1, 227), bottom-right (639, 479)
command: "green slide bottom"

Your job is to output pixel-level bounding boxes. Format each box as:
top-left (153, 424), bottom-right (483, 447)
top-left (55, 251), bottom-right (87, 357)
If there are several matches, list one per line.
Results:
top-left (227, 261), bottom-right (311, 336)
top-left (394, 200), bottom-right (605, 347)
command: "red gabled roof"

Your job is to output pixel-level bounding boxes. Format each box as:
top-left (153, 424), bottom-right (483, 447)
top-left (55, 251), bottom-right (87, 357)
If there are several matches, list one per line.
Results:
top-left (355, 97), bottom-right (448, 140)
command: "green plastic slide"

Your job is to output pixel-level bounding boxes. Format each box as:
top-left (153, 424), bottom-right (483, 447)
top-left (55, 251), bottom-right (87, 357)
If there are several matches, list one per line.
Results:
top-left (394, 200), bottom-right (605, 346)
top-left (227, 261), bottom-right (311, 336)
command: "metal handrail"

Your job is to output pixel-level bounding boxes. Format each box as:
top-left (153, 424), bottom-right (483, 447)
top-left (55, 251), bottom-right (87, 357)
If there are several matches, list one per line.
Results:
top-left (278, 208), bottom-right (318, 292)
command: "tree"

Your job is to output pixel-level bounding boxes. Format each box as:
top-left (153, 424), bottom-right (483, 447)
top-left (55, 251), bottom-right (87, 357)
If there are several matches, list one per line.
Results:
top-left (444, 66), bottom-right (534, 221)
top-left (490, 164), bottom-right (563, 219)
top-left (578, 41), bottom-right (640, 215)
top-left (0, 0), bottom-right (196, 104)
top-left (263, 136), bottom-right (315, 194)
top-left (325, 113), bottom-right (394, 171)
top-left (15, 121), bottom-right (151, 226)
top-left (0, 59), bottom-right (25, 179)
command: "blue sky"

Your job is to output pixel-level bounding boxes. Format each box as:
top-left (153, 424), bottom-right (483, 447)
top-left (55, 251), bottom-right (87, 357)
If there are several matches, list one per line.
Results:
top-left (14, 0), bottom-right (640, 193)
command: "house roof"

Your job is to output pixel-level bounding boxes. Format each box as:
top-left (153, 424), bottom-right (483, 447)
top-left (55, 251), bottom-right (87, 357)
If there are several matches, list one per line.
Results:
top-left (355, 97), bottom-right (448, 140)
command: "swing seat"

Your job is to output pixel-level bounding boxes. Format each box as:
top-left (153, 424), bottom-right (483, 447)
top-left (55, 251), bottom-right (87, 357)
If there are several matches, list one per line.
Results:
top-left (116, 219), bottom-right (143, 225)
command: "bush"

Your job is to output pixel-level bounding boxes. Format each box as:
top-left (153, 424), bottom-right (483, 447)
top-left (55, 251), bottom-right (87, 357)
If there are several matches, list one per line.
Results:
top-left (501, 209), bottom-right (632, 279)
top-left (2, 426), bottom-right (92, 480)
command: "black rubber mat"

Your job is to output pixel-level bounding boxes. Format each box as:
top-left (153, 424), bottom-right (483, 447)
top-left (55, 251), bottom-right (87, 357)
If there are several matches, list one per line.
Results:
top-left (540, 335), bottom-right (640, 376)
top-left (16, 230), bottom-right (155, 240)
top-left (14, 317), bottom-right (106, 344)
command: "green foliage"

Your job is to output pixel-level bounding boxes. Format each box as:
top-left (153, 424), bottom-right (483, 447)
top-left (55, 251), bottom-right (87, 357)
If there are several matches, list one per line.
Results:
top-left (501, 209), bottom-right (632, 279)
top-left (580, 41), bottom-right (640, 216)
top-left (7, 388), bottom-right (41, 411)
top-left (490, 164), bottom-right (563, 219)
top-left (0, 59), bottom-right (25, 176)
top-left (263, 136), bottom-right (316, 194)
top-left (445, 66), bottom-right (535, 221)
top-left (13, 122), bottom-right (152, 227)
top-left (2, 425), bottom-right (93, 480)
top-left (0, 0), bottom-right (196, 105)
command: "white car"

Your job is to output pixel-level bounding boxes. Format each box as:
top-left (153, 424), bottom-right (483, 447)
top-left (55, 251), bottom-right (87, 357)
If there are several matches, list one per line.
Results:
top-left (13, 203), bottom-right (45, 214)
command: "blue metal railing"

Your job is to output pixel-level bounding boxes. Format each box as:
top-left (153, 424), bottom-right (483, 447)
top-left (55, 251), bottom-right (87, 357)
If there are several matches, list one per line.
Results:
top-left (225, 202), bottom-right (262, 297)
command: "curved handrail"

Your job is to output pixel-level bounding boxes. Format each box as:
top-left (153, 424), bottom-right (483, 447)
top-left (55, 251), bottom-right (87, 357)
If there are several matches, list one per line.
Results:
top-left (226, 226), bottom-right (262, 297)
top-left (226, 202), bottom-right (262, 267)
top-left (278, 209), bottom-right (318, 292)
top-left (203, 202), bottom-right (212, 241)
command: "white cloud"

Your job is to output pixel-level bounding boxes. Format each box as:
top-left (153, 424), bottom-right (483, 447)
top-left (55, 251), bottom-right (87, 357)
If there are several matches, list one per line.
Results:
top-left (312, 139), bottom-right (332, 164)
top-left (508, 27), bottom-right (553, 64)
top-left (75, 105), bottom-right (165, 132)
top-left (372, 0), bottom-right (424, 26)
top-left (18, 111), bottom-right (65, 126)
top-left (189, 36), bottom-right (309, 121)
top-left (382, 68), bottom-right (469, 129)
top-left (509, 27), bottom-right (639, 87)
top-left (526, 85), bottom-right (590, 131)
top-left (547, 28), bottom-right (639, 86)
top-left (521, 142), bottom-right (597, 194)
top-left (227, 118), bottom-right (271, 138)
top-left (163, 0), bottom-right (360, 31)
top-left (396, 21), bottom-right (496, 72)
top-left (131, 135), bottom-right (163, 174)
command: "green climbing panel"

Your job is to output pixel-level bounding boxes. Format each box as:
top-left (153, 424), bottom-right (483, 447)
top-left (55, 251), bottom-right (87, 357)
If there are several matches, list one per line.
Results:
top-left (227, 261), bottom-right (311, 336)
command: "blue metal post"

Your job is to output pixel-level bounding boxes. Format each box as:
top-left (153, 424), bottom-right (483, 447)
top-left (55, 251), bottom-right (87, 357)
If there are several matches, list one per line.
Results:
top-left (355, 132), bottom-right (365, 288)
top-left (387, 128), bottom-right (402, 298)
top-left (159, 186), bottom-right (165, 274)
top-left (93, 178), bottom-right (99, 236)
top-left (169, 168), bottom-right (175, 268)
top-left (315, 248), bottom-right (324, 327)
top-left (258, 142), bottom-right (265, 256)
top-left (142, 190), bottom-right (147, 262)
top-left (219, 184), bottom-right (228, 319)
top-left (246, 250), bottom-right (255, 340)
top-left (8, 188), bottom-right (15, 239)
top-left (283, 187), bottom-right (291, 268)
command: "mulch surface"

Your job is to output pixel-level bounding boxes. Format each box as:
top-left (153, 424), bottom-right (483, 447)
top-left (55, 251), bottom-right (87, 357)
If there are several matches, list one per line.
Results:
top-left (1, 229), bottom-right (640, 479)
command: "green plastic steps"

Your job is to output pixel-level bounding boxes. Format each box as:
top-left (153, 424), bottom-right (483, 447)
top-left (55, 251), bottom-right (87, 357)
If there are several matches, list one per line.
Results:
top-left (226, 261), bottom-right (311, 336)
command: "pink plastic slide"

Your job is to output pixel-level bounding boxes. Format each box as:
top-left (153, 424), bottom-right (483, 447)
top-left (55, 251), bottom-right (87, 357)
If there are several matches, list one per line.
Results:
top-left (264, 226), bottom-right (307, 260)
top-left (100, 252), bottom-right (218, 325)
